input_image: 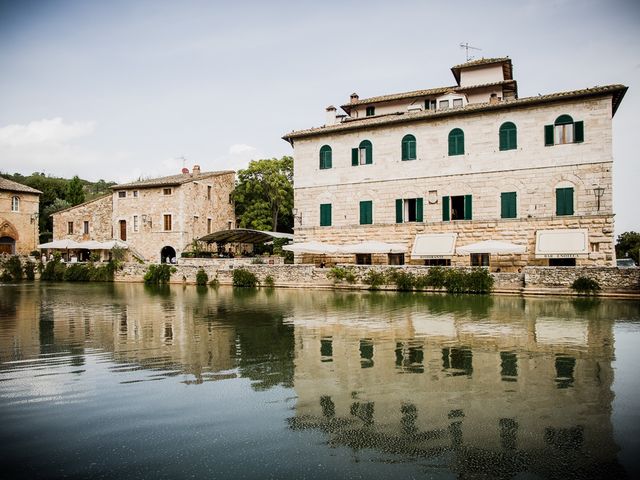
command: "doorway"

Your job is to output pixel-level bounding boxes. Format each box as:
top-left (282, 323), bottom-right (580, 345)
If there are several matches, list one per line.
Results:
top-left (0, 236), bottom-right (15, 255)
top-left (119, 220), bottom-right (127, 241)
top-left (161, 246), bottom-right (176, 264)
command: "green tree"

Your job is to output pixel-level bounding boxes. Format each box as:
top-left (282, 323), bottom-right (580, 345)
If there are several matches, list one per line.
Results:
top-left (232, 157), bottom-right (293, 232)
top-left (66, 175), bottom-right (85, 206)
top-left (616, 231), bottom-right (640, 264)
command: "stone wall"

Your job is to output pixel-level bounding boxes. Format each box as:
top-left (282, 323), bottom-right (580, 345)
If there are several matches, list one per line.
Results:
top-left (114, 262), bottom-right (639, 295)
top-left (52, 194), bottom-right (113, 242)
top-left (0, 190), bottom-right (40, 254)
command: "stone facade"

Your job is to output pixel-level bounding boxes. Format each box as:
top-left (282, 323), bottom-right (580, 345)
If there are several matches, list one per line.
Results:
top-left (0, 178), bottom-right (41, 255)
top-left (283, 57), bottom-right (626, 268)
top-left (111, 167), bottom-right (235, 262)
top-left (52, 194), bottom-right (113, 242)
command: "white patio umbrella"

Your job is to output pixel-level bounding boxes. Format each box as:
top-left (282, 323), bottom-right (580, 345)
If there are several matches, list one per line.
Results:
top-left (456, 240), bottom-right (526, 255)
top-left (338, 240), bottom-right (407, 254)
top-left (282, 241), bottom-right (342, 254)
top-left (38, 239), bottom-right (84, 249)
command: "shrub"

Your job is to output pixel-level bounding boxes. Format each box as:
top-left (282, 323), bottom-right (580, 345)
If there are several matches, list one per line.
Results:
top-left (0, 271), bottom-right (11, 282)
top-left (328, 266), bottom-right (357, 284)
top-left (3, 256), bottom-right (23, 281)
top-left (144, 264), bottom-right (174, 285)
top-left (90, 263), bottom-right (115, 282)
top-left (392, 270), bottom-right (415, 291)
top-left (24, 261), bottom-right (36, 280)
top-left (64, 263), bottom-right (92, 282)
top-left (251, 257), bottom-right (265, 264)
top-left (263, 274), bottom-right (275, 287)
top-left (196, 268), bottom-right (209, 286)
top-left (30, 250), bottom-right (40, 257)
top-left (363, 269), bottom-right (386, 290)
top-left (426, 266), bottom-right (447, 289)
top-left (571, 276), bottom-right (600, 294)
top-left (233, 268), bottom-right (258, 288)
top-left (209, 277), bottom-right (220, 288)
top-left (444, 268), bottom-right (494, 294)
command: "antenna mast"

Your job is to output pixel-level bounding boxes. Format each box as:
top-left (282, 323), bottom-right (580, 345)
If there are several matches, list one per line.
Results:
top-left (459, 42), bottom-right (482, 61)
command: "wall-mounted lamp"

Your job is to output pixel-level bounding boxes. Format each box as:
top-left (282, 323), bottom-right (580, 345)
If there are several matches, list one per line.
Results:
top-left (292, 208), bottom-right (303, 227)
top-left (593, 186), bottom-right (605, 211)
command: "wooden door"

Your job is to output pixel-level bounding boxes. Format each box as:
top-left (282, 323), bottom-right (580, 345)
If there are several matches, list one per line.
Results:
top-left (119, 220), bottom-right (126, 241)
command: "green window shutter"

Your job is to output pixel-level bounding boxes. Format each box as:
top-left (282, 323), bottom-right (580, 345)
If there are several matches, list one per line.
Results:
top-left (448, 132), bottom-right (456, 156)
top-left (545, 125), bottom-right (554, 146)
top-left (509, 127), bottom-right (517, 150)
top-left (416, 198), bottom-right (423, 222)
top-left (360, 201), bottom-right (372, 225)
top-left (574, 121), bottom-right (584, 143)
top-left (565, 187), bottom-right (574, 215)
top-left (459, 131), bottom-right (465, 155)
top-left (442, 196), bottom-right (450, 221)
top-left (409, 140), bottom-right (416, 159)
top-left (395, 199), bottom-right (403, 223)
top-left (499, 127), bottom-right (508, 151)
top-left (556, 188), bottom-right (574, 215)
top-left (320, 204), bottom-right (331, 226)
top-left (464, 195), bottom-right (473, 220)
top-left (501, 192), bottom-right (516, 219)
top-left (449, 129), bottom-right (464, 155)
top-left (366, 144), bottom-right (373, 164)
top-left (401, 140), bottom-right (408, 161)
top-left (319, 146), bottom-right (332, 169)
top-left (352, 148), bottom-right (358, 166)
top-left (500, 122), bottom-right (517, 151)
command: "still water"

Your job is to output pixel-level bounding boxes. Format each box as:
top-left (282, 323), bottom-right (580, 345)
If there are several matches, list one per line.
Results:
top-left (0, 283), bottom-right (639, 479)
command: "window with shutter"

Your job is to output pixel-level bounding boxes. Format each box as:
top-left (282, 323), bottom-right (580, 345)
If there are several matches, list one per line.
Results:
top-left (354, 140), bottom-right (373, 165)
top-left (359, 201), bottom-right (373, 225)
top-left (319, 145), bottom-right (332, 169)
top-left (501, 192), bottom-right (517, 218)
top-left (499, 122), bottom-right (517, 151)
top-left (442, 196), bottom-right (450, 221)
top-left (547, 115), bottom-right (583, 145)
top-left (401, 134), bottom-right (416, 160)
top-left (320, 204), bottom-right (332, 226)
top-left (448, 128), bottom-right (464, 156)
top-left (556, 187), bottom-right (574, 216)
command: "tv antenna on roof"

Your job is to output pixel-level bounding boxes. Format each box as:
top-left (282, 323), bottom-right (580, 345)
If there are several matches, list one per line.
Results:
top-left (176, 155), bottom-right (187, 168)
top-left (459, 42), bottom-right (482, 61)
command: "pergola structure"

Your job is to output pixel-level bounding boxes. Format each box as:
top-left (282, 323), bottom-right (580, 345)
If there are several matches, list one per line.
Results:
top-left (198, 229), bottom-right (293, 245)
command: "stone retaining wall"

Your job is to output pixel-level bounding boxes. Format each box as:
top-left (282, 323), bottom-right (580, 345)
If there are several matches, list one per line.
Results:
top-left (115, 262), bottom-right (639, 295)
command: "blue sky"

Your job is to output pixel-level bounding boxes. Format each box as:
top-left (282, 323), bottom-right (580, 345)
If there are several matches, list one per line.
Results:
top-left (0, 0), bottom-right (638, 233)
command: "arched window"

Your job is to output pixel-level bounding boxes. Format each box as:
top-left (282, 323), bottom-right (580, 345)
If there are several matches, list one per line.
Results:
top-left (11, 196), bottom-right (19, 212)
top-left (401, 134), bottom-right (416, 160)
top-left (448, 128), bottom-right (464, 156)
top-left (352, 140), bottom-right (373, 165)
top-left (319, 145), bottom-right (332, 169)
top-left (499, 122), bottom-right (517, 151)
top-left (545, 114), bottom-right (584, 146)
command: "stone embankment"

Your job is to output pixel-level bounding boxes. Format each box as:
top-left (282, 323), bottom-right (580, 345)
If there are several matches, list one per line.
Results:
top-left (115, 263), bottom-right (639, 297)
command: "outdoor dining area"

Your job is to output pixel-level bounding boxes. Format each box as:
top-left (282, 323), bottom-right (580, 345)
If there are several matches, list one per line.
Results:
top-left (37, 239), bottom-right (134, 263)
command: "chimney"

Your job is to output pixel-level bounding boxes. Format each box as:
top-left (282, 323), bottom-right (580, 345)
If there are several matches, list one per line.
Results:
top-left (325, 105), bottom-right (337, 125)
top-left (192, 165), bottom-right (201, 176)
top-left (489, 93), bottom-right (500, 105)
top-left (350, 92), bottom-right (359, 103)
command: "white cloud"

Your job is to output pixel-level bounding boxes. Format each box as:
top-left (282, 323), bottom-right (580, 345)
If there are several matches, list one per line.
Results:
top-left (228, 143), bottom-right (257, 155)
top-left (0, 118), bottom-right (95, 147)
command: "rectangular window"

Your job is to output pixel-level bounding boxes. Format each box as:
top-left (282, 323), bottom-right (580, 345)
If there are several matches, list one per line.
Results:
top-left (388, 253), bottom-right (404, 265)
top-left (207, 185), bottom-right (212, 200)
top-left (207, 218), bottom-right (212, 234)
top-left (396, 198), bottom-right (423, 223)
top-left (163, 188), bottom-right (172, 196)
top-left (11, 196), bottom-right (19, 211)
top-left (554, 124), bottom-right (574, 144)
top-left (471, 253), bottom-right (490, 266)
top-left (366, 106), bottom-right (375, 116)
top-left (556, 187), bottom-right (574, 216)
top-left (320, 203), bottom-right (332, 227)
top-left (439, 100), bottom-right (449, 110)
top-left (501, 192), bottom-right (517, 219)
top-left (443, 195), bottom-right (472, 221)
top-left (356, 254), bottom-right (372, 265)
top-left (359, 200), bottom-right (373, 225)
top-left (453, 98), bottom-right (463, 108)
top-left (424, 259), bottom-right (451, 266)
top-left (83, 221), bottom-right (89, 234)
top-left (163, 214), bottom-right (172, 231)
top-left (67, 222), bottom-right (74, 234)
top-left (133, 190), bottom-right (138, 198)
top-left (133, 215), bottom-right (139, 232)
top-left (118, 191), bottom-right (126, 198)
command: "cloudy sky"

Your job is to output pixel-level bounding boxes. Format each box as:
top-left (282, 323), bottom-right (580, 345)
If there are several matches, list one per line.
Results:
top-left (0, 0), bottom-right (638, 233)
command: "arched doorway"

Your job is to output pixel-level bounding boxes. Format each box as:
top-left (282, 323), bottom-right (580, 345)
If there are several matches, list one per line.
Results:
top-left (160, 246), bottom-right (176, 264)
top-left (0, 236), bottom-right (16, 255)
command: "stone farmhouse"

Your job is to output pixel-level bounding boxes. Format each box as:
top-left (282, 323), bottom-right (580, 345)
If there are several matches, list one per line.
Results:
top-left (282, 57), bottom-right (627, 268)
top-left (53, 166), bottom-right (235, 263)
top-left (0, 177), bottom-right (41, 255)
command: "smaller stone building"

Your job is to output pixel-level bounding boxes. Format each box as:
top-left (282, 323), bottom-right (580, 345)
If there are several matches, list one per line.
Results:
top-left (52, 194), bottom-right (113, 243)
top-left (0, 177), bottom-right (41, 255)
top-left (52, 166), bottom-right (236, 263)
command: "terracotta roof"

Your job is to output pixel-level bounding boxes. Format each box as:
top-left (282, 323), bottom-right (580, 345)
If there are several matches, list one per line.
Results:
top-left (340, 80), bottom-right (517, 113)
top-left (450, 57), bottom-right (511, 70)
top-left (0, 177), bottom-right (42, 194)
top-left (283, 84), bottom-right (627, 142)
top-left (51, 193), bottom-right (111, 216)
top-left (112, 170), bottom-right (235, 189)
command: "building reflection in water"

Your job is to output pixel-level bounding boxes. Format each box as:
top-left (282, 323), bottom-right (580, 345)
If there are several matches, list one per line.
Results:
top-left (288, 293), bottom-right (631, 478)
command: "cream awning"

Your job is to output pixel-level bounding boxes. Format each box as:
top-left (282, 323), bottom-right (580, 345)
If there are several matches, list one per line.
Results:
top-left (535, 229), bottom-right (589, 258)
top-left (411, 233), bottom-right (457, 259)
top-left (38, 239), bottom-right (84, 249)
top-left (338, 241), bottom-right (406, 254)
top-left (282, 241), bottom-right (342, 254)
top-left (457, 240), bottom-right (526, 255)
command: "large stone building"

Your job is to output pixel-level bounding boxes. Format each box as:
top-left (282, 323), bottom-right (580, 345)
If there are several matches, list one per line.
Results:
top-left (53, 166), bottom-right (235, 262)
top-left (0, 177), bottom-right (41, 255)
top-left (282, 58), bottom-right (627, 268)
